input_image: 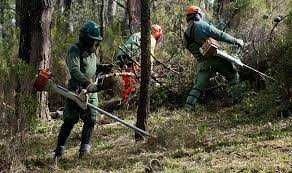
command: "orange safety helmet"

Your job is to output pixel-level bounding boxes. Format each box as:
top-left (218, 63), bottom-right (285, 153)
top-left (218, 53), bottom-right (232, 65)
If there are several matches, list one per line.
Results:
top-left (186, 5), bottom-right (201, 16)
top-left (151, 24), bottom-right (163, 41)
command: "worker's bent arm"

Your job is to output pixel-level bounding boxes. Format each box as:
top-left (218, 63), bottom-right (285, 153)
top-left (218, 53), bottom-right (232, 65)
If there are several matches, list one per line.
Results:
top-left (67, 46), bottom-right (91, 87)
top-left (203, 22), bottom-right (237, 45)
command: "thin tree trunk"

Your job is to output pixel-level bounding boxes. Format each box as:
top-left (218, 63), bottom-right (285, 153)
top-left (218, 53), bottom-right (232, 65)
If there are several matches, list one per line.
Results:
top-left (100, 0), bottom-right (105, 37)
top-left (98, 0), bottom-right (105, 63)
top-left (135, 0), bottom-right (150, 141)
top-left (107, 0), bottom-right (116, 25)
top-left (64, 0), bottom-right (72, 12)
top-left (128, 0), bottom-right (141, 32)
top-left (0, 0), bottom-right (5, 25)
top-left (64, 0), bottom-right (74, 33)
top-left (122, 0), bottom-right (131, 35)
top-left (17, 0), bottom-right (31, 63)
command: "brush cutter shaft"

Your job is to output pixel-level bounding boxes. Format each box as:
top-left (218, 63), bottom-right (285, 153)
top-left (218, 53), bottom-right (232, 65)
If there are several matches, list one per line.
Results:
top-left (50, 81), bottom-right (150, 137)
top-left (87, 103), bottom-right (150, 137)
top-left (216, 49), bottom-right (244, 66)
top-left (51, 82), bottom-right (88, 110)
top-left (242, 64), bottom-right (276, 81)
top-left (216, 49), bottom-right (276, 81)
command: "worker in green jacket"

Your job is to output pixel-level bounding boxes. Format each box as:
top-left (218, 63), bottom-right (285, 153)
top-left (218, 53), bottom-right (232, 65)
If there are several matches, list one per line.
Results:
top-left (115, 24), bottom-right (163, 70)
top-left (184, 6), bottom-right (244, 110)
top-left (53, 21), bottom-right (112, 160)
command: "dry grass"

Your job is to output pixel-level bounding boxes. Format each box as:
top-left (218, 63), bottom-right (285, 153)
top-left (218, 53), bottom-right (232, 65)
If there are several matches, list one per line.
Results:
top-left (1, 106), bottom-right (292, 172)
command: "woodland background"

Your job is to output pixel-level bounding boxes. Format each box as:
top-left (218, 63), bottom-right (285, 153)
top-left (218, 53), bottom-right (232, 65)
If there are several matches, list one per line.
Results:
top-left (0, 0), bottom-right (291, 172)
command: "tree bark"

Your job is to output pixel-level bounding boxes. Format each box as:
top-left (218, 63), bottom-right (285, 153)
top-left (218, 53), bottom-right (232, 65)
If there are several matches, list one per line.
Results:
top-left (100, 0), bottom-right (105, 37)
top-left (122, 0), bottom-right (130, 35)
top-left (64, 0), bottom-right (72, 12)
top-left (217, 0), bottom-right (231, 17)
top-left (0, 0), bottom-right (6, 25)
top-left (17, 0), bottom-right (53, 120)
top-left (106, 0), bottom-right (117, 25)
top-left (127, 0), bottom-right (141, 32)
top-left (135, 0), bottom-right (150, 141)
top-left (0, 0), bottom-right (7, 39)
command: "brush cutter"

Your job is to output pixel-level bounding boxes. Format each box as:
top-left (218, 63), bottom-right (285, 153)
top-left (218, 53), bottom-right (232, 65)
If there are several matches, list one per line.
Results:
top-left (199, 38), bottom-right (276, 81)
top-left (33, 69), bottom-right (151, 138)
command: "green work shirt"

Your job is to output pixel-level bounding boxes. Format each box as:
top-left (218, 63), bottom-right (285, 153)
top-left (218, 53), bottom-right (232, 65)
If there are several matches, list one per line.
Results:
top-left (117, 32), bottom-right (156, 64)
top-left (63, 43), bottom-right (100, 122)
top-left (66, 43), bottom-right (100, 91)
top-left (184, 20), bottom-right (237, 62)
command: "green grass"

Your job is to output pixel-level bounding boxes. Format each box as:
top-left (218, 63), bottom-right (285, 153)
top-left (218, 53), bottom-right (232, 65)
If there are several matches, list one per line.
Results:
top-left (2, 106), bottom-right (292, 172)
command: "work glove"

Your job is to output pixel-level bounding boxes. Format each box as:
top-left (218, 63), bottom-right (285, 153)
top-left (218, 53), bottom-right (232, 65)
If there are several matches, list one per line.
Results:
top-left (235, 39), bottom-right (244, 48)
top-left (82, 80), bottom-right (92, 89)
top-left (86, 82), bottom-right (103, 93)
top-left (78, 89), bottom-right (89, 110)
top-left (96, 64), bottom-right (113, 74)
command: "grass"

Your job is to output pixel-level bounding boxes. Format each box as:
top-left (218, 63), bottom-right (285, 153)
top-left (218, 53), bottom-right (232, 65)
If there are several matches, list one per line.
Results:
top-left (1, 106), bottom-right (292, 172)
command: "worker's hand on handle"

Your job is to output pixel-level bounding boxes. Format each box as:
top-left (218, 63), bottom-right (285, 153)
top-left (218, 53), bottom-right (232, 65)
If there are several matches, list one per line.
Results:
top-left (101, 64), bottom-right (114, 73)
top-left (78, 89), bottom-right (89, 110)
top-left (96, 64), bottom-right (114, 74)
top-left (86, 83), bottom-right (100, 93)
top-left (235, 39), bottom-right (245, 48)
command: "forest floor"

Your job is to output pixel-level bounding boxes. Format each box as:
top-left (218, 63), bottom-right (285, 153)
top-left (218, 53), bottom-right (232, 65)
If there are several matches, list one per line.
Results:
top-left (3, 105), bottom-right (292, 172)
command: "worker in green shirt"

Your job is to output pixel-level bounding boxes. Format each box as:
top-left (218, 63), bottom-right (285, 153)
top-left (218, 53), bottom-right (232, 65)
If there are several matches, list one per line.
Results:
top-left (53, 21), bottom-right (112, 160)
top-left (183, 6), bottom-right (244, 110)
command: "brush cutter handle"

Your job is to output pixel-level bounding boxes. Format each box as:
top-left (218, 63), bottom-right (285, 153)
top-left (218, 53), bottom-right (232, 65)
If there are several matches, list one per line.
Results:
top-left (87, 103), bottom-right (151, 137)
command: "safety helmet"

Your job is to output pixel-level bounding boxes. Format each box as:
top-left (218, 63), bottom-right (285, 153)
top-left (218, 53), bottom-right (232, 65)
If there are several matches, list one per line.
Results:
top-left (186, 5), bottom-right (201, 16)
top-left (151, 24), bottom-right (163, 41)
top-left (80, 21), bottom-right (103, 41)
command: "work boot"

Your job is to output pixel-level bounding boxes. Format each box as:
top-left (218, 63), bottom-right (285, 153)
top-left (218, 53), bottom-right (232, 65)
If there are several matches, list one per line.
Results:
top-left (79, 144), bottom-right (91, 159)
top-left (186, 87), bottom-right (201, 112)
top-left (278, 109), bottom-right (292, 118)
top-left (52, 146), bottom-right (65, 162)
top-left (184, 104), bottom-right (195, 112)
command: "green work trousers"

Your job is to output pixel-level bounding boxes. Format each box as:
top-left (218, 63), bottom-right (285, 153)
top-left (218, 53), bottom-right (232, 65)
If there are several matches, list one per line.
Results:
top-left (186, 57), bottom-right (239, 109)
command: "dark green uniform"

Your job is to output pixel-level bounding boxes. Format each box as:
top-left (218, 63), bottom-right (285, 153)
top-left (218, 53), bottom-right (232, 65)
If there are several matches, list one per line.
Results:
top-left (64, 43), bottom-right (99, 123)
top-left (54, 42), bottom-right (100, 157)
top-left (54, 20), bottom-right (105, 159)
top-left (115, 32), bottom-right (156, 68)
top-left (184, 20), bottom-right (239, 109)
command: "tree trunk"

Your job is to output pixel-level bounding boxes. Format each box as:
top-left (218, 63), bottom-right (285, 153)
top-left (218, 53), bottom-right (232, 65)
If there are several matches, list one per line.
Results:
top-left (97, 0), bottom-right (105, 63)
top-left (106, 0), bottom-right (117, 25)
top-left (100, 0), bottom-right (105, 37)
top-left (17, 0), bottom-right (53, 121)
top-left (64, 0), bottom-right (72, 12)
top-left (0, 0), bottom-right (5, 24)
top-left (127, 0), bottom-right (141, 32)
top-left (0, 0), bottom-right (7, 40)
top-left (63, 0), bottom-right (74, 33)
top-left (122, 0), bottom-right (130, 35)
top-left (135, 0), bottom-right (150, 141)
top-left (218, 0), bottom-right (231, 17)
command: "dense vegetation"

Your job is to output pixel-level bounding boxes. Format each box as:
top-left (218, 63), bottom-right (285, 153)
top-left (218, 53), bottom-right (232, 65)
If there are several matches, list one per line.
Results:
top-left (0, 0), bottom-right (291, 172)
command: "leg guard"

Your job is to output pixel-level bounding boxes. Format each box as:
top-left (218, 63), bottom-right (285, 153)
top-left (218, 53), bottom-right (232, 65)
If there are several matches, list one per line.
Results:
top-left (186, 88), bottom-right (202, 110)
top-left (186, 67), bottom-right (211, 110)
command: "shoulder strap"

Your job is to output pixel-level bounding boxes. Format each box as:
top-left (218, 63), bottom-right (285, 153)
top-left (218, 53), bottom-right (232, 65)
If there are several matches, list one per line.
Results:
top-left (184, 21), bottom-right (199, 49)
